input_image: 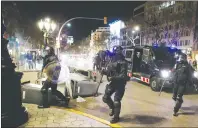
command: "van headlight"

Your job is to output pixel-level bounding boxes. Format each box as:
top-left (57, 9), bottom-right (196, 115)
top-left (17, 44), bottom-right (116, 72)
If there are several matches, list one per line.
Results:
top-left (161, 70), bottom-right (170, 78)
top-left (194, 71), bottom-right (198, 78)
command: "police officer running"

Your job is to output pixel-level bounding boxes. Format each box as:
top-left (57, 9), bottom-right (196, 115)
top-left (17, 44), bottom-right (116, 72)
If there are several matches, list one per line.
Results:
top-left (102, 46), bottom-right (128, 123)
top-left (172, 53), bottom-right (191, 116)
top-left (38, 46), bottom-right (68, 108)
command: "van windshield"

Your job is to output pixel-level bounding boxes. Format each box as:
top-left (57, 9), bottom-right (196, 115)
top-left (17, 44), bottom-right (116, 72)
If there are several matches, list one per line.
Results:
top-left (152, 47), bottom-right (179, 66)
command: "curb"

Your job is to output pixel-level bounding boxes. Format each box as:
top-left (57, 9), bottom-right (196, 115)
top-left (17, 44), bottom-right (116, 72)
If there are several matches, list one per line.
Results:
top-left (52, 106), bottom-right (122, 128)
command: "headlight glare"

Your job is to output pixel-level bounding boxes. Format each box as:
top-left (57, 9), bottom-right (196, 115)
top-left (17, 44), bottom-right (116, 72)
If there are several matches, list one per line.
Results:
top-left (194, 72), bottom-right (198, 78)
top-left (161, 70), bottom-right (170, 78)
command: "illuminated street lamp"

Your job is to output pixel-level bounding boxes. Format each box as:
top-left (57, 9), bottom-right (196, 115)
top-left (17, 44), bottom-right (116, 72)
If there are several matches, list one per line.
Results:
top-left (134, 26), bottom-right (140, 31)
top-left (38, 17), bottom-right (56, 46)
top-left (131, 25), bottom-right (141, 46)
top-left (67, 23), bottom-right (71, 27)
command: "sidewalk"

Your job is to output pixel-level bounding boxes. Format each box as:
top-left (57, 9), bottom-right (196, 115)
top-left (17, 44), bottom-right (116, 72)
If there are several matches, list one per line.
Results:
top-left (20, 103), bottom-right (114, 127)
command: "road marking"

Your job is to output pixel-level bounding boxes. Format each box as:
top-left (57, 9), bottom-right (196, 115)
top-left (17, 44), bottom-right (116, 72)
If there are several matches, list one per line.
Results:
top-left (52, 106), bottom-right (122, 128)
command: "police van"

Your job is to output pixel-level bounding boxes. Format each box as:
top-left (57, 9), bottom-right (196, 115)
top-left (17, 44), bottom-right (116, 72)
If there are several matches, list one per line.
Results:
top-left (123, 45), bottom-right (180, 91)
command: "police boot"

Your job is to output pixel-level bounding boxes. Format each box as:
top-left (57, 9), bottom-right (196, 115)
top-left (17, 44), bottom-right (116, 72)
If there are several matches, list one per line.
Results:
top-left (57, 97), bottom-right (70, 108)
top-left (110, 101), bottom-right (120, 124)
top-left (173, 107), bottom-right (179, 117)
top-left (38, 91), bottom-right (50, 109)
top-left (173, 100), bottom-right (182, 116)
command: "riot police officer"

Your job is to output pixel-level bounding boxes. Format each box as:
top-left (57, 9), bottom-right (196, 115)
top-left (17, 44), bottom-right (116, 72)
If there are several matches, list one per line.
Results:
top-left (172, 53), bottom-right (191, 116)
top-left (93, 53), bottom-right (100, 71)
top-left (102, 46), bottom-right (128, 123)
top-left (38, 46), bottom-right (68, 108)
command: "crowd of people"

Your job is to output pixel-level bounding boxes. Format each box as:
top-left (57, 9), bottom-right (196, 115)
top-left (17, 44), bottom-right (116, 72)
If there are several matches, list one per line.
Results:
top-left (17, 51), bottom-right (43, 70)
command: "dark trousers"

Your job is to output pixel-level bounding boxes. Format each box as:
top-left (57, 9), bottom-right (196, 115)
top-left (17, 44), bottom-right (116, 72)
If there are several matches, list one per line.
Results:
top-left (172, 82), bottom-right (186, 113)
top-left (40, 80), bottom-right (66, 106)
top-left (27, 60), bottom-right (33, 69)
top-left (93, 63), bottom-right (99, 71)
top-left (102, 81), bottom-right (126, 118)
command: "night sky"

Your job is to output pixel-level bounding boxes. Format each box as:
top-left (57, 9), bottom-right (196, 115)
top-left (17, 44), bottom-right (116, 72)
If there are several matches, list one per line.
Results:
top-left (8, 1), bottom-right (145, 41)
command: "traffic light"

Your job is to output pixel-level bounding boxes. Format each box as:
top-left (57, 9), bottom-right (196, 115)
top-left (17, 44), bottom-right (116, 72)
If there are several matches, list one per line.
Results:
top-left (104, 17), bottom-right (107, 24)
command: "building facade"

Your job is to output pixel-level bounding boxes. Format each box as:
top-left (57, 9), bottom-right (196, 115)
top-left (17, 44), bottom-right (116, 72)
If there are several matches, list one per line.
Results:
top-left (92, 27), bottom-right (110, 42)
top-left (109, 20), bottom-right (125, 51)
top-left (143, 1), bottom-right (198, 53)
top-left (90, 27), bottom-right (110, 51)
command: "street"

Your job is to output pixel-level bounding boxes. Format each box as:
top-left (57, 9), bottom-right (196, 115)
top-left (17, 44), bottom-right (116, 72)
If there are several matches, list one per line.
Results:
top-left (20, 71), bottom-right (198, 127)
top-left (69, 77), bottom-right (198, 127)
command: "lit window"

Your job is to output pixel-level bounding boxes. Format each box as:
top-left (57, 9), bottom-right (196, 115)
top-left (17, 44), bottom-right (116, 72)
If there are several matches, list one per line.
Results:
top-left (181, 31), bottom-right (183, 37)
top-left (168, 33), bottom-right (171, 38)
top-left (175, 32), bottom-right (179, 37)
top-left (169, 25), bottom-right (172, 30)
top-left (185, 30), bottom-right (190, 36)
top-left (180, 40), bottom-right (182, 46)
top-left (185, 40), bottom-right (188, 45)
top-left (175, 23), bottom-right (179, 29)
top-left (165, 26), bottom-right (168, 30)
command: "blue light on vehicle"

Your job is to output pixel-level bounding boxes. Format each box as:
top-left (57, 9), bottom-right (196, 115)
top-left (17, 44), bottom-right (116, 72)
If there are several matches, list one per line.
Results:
top-left (170, 44), bottom-right (176, 49)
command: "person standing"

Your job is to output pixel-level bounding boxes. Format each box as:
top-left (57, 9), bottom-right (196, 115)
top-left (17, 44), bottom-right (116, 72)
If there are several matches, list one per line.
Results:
top-left (26, 51), bottom-right (33, 70)
top-left (32, 52), bottom-right (36, 70)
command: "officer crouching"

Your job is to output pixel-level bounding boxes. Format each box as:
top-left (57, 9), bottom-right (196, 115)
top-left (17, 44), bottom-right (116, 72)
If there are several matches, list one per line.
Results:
top-left (38, 46), bottom-right (68, 109)
top-left (102, 46), bottom-right (129, 123)
top-left (172, 53), bottom-right (191, 116)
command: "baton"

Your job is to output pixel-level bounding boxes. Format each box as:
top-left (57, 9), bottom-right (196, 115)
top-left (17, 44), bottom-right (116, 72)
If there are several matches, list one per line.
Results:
top-left (159, 80), bottom-right (166, 96)
top-left (21, 81), bottom-right (31, 85)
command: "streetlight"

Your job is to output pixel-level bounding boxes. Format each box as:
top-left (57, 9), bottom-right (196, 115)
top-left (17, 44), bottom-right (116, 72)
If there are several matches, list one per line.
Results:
top-left (67, 23), bottom-right (71, 27)
top-left (38, 17), bottom-right (56, 46)
top-left (131, 25), bottom-right (141, 46)
top-left (134, 26), bottom-right (140, 31)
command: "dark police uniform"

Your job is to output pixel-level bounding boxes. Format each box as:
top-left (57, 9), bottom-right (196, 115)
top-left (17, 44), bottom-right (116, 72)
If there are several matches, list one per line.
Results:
top-left (93, 53), bottom-right (100, 71)
top-left (38, 46), bottom-right (68, 108)
top-left (102, 46), bottom-right (128, 123)
top-left (172, 53), bottom-right (191, 116)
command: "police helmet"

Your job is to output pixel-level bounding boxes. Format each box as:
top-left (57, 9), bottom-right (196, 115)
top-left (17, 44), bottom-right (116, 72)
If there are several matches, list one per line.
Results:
top-left (177, 53), bottom-right (187, 62)
top-left (44, 46), bottom-right (55, 55)
top-left (113, 46), bottom-right (123, 54)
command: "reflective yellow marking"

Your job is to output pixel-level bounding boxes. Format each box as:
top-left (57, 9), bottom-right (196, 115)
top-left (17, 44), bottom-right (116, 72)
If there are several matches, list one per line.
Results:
top-left (52, 106), bottom-right (122, 128)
